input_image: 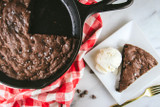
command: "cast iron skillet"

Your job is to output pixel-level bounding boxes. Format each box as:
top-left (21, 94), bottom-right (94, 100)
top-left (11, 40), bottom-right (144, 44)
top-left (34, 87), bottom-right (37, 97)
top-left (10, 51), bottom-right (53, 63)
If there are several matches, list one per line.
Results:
top-left (0, 0), bottom-right (133, 89)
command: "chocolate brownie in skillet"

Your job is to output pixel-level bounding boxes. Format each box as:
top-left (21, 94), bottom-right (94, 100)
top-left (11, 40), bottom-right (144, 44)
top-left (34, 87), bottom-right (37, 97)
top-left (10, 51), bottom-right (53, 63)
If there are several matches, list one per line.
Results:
top-left (0, 0), bottom-right (77, 80)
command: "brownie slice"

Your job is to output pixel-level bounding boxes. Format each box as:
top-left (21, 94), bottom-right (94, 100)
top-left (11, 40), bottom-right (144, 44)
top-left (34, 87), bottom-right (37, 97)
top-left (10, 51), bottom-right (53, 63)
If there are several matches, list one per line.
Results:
top-left (0, 0), bottom-right (77, 80)
top-left (118, 44), bottom-right (158, 92)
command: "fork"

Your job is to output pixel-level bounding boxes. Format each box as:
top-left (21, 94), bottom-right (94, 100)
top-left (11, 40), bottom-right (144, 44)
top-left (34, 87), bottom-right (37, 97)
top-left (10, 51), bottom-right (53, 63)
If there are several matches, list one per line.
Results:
top-left (111, 85), bottom-right (160, 107)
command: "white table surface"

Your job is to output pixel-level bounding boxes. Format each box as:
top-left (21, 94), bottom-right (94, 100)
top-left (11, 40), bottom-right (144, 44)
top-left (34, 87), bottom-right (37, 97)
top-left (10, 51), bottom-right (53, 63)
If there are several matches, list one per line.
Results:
top-left (71, 0), bottom-right (160, 107)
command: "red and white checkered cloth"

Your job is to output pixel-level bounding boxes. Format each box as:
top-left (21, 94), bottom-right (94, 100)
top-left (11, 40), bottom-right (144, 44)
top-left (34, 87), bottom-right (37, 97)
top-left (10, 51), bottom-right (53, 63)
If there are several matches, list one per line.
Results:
top-left (0, 0), bottom-right (102, 107)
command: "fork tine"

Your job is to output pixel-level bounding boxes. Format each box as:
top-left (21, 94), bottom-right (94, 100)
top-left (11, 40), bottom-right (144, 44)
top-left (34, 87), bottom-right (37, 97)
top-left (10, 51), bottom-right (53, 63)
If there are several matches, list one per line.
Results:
top-left (151, 86), bottom-right (160, 90)
top-left (151, 85), bottom-right (160, 89)
top-left (151, 87), bottom-right (160, 92)
top-left (151, 88), bottom-right (160, 92)
top-left (151, 87), bottom-right (160, 95)
top-left (152, 91), bottom-right (160, 96)
top-left (151, 89), bottom-right (160, 94)
top-left (150, 85), bottom-right (160, 95)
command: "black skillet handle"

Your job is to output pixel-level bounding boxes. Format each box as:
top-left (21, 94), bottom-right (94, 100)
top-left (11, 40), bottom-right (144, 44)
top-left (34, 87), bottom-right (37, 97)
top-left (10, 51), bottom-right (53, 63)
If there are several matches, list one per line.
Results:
top-left (76, 0), bottom-right (134, 23)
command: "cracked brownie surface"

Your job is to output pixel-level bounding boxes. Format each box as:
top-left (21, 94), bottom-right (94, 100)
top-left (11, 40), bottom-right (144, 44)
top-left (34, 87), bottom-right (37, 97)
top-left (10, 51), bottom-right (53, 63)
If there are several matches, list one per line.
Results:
top-left (118, 44), bottom-right (158, 92)
top-left (0, 0), bottom-right (77, 80)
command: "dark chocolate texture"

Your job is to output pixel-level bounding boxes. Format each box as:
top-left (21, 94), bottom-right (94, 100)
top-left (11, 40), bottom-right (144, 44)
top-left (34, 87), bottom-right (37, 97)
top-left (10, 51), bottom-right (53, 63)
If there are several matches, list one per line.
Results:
top-left (0, 0), bottom-right (77, 80)
top-left (118, 44), bottom-right (158, 92)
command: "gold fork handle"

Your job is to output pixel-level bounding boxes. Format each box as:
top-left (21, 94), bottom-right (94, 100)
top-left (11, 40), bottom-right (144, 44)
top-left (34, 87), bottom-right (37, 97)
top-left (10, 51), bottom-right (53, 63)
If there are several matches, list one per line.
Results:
top-left (111, 95), bottom-right (144, 107)
top-left (111, 98), bottom-right (137, 107)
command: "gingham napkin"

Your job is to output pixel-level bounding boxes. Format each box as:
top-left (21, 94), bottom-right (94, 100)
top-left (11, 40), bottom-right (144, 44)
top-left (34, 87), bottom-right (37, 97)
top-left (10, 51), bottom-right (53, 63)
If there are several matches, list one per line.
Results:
top-left (0, 0), bottom-right (102, 107)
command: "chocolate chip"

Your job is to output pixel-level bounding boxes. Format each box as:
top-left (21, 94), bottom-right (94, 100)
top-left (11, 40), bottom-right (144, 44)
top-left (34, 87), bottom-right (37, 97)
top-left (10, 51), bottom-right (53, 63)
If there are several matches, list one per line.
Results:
top-left (26, 60), bottom-right (31, 63)
top-left (79, 93), bottom-right (85, 98)
top-left (18, 48), bottom-right (22, 54)
top-left (1, 56), bottom-right (5, 60)
top-left (31, 40), bottom-right (35, 44)
top-left (76, 89), bottom-right (81, 94)
top-left (90, 70), bottom-right (94, 74)
top-left (49, 48), bottom-right (53, 54)
top-left (148, 64), bottom-right (152, 69)
top-left (83, 90), bottom-right (88, 95)
top-left (134, 77), bottom-right (138, 80)
top-left (91, 95), bottom-right (96, 99)
top-left (41, 40), bottom-right (46, 45)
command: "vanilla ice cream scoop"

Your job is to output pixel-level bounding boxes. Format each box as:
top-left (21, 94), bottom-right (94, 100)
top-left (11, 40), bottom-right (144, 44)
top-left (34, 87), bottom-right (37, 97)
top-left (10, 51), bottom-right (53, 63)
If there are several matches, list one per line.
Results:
top-left (95, 47), bottom-right (122, 74)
